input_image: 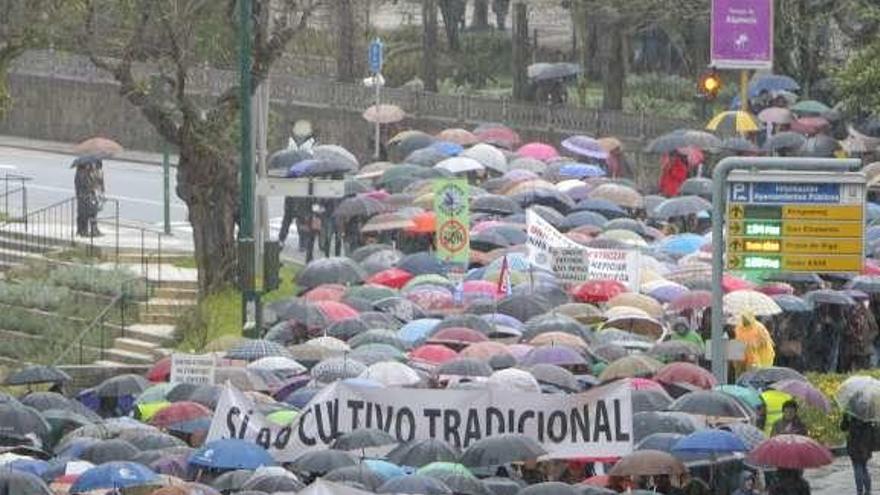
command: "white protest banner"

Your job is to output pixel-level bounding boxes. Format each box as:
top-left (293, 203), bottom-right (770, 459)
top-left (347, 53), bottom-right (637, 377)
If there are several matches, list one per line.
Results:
top-left (526, 209), bottom-right (580, 269)
top-left (170, 353), bottom-right (216, 385)
top-left (283, 380), bottom-right (632, 461)
top-left (526, 208), bottom-right (641, 290)
top-left (207, 383), bottom-right (294, 456)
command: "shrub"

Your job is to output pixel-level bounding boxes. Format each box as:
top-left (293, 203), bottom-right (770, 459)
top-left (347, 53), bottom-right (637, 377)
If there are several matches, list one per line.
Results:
top-left (803, 370), bottom-right (880, 446)
top-left (0, 281), bottom-right (70, 311)
top-left (48, 265), bottom-right (146, 298)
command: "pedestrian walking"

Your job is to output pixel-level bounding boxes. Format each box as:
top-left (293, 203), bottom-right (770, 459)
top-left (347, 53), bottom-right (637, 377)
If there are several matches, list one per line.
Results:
top-left (74, 157), bottom-right (104, 237)
top-left (842, 412), bottom-right (874, 495)
top-left (768, 468), bottom-right (810, 495)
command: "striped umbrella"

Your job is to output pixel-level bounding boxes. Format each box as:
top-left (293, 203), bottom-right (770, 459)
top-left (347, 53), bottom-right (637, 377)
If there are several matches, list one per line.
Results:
top-left (706, 111), bottom-right (759, 134)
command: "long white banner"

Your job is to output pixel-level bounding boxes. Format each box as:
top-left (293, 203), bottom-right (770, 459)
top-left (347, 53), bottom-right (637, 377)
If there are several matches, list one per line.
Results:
top-left (208, 381), bottom-right (633, 461)
top-left (526, 209), bottom-right (641, 290)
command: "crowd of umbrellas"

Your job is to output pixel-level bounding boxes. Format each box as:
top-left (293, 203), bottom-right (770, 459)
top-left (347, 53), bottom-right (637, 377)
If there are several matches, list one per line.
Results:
top-left (4, 73), bottom-right (880, 493)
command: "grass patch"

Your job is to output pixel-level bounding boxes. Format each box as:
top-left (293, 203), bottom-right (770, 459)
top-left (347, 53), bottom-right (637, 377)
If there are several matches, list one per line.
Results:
top-left (172, 257), bottom-right (198, 269)
top-left (175, 263), bottom-right (299, 351)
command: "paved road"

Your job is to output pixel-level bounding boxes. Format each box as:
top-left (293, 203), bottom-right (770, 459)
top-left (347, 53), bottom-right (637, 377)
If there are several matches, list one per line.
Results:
top-left (0, 145), bottom-right (289, 245)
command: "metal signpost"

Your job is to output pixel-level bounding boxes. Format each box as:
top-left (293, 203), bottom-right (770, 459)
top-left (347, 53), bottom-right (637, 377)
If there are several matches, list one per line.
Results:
top-left (369, 38), bottom-right (384, 159)
top-left (710, 0), bottom-right (773, 111)
top-left (711, 157), bottom-right (864, 383)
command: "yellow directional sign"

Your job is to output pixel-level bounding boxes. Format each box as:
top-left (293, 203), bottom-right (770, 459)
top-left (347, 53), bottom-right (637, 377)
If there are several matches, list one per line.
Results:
top-left (782, 221), bottom-right (863, 238)
top-left (782, 205), bottom-right (863, 221)
top-left (728, 204), bottom-right (745, 219)
top-left (728, 237), bottom-right (863, 255)
top-left (782, 255), bottom-right (863, 272)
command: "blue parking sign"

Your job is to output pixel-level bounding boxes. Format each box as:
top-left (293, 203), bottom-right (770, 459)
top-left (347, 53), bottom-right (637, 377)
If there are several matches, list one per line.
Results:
top-left (368, 38), bottom-right (384, 74)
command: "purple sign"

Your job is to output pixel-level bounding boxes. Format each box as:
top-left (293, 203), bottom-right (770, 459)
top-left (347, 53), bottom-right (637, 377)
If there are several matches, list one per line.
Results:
top-left (711, 0), bottom-right (773, 70)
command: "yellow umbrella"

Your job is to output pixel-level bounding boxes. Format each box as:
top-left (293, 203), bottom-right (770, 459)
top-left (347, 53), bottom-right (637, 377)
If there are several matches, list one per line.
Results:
top-left (706, 111), bottom-right (759, 134)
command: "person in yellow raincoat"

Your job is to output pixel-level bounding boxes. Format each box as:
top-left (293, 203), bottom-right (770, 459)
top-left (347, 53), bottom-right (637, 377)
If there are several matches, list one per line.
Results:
top-left (734, 313), bottom-right (775, 372)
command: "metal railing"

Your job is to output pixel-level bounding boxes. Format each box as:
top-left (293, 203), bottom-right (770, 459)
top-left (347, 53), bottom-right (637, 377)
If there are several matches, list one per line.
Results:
top-left (0, 174), bottom-right (31, 222)
top-left (0, 196), bottom-right (76, 268)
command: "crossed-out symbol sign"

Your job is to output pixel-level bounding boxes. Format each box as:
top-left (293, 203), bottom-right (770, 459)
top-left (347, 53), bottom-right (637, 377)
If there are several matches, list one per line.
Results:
top-left (438, 219), bottom-right (468, 253)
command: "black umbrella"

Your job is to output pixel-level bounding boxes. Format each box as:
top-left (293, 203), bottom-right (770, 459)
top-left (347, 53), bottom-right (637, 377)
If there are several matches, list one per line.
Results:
top-left (291, 449), bottom-right (358, 473)
top-left (511, 189), bottom-right (574, 213)
top-left (362, 249), bottom-right (404, 276)
top-left (332, 428), bottom-right (398, 451)
top-left (771, 294), bottom-right (810, 313)
top-left (519, 482), bottom-right (579, 495)
top-left (175, 384), bottom-right (223, 409)
top-left (435, 314), bottom-right (494, 335)
top-left (296, 257), bottom-right (366, 290)
top-left (572, 199), bottom-right (627, 219)
top-left (398, 252), bottom-right (447, 276)
top-left (632, 389), bottom-right (674, 413)
top-left (360, 311), bottom-right (404, 330)
top-left (334, 196), bottom-right (390, 221)
top-left (561, 210), bottom-right (608, 230)
top-left (528, 364), bottom-right (580, 392)
top-left (804, 289), bottom-right (856, 307)
top-left (387, 439), bottom-right (460, 467)
top-left (0, 470), bottom-right (52, 495)
top-left (351, 243), bottom-right (395, 263)
top-left (211, 469), bottom-right (254, 492)
top-left (407, 147), bottom-right (448, 167)
top-left (762, 272), bottom-right (823, 285)
top-left (679, 177), bottom-right (713, 197)
top-left (668, 390), bottom-right (751, 419)
top-left (390, 133), bottom-right (437, 160)
top-left (523, 313), bottom-right (588, 340)
top-left (483, 477), bottom-right (525, 495)
top-left (847, 276), bottom-right (880, 294)
top-left (645, 130), bottom-right (722, 153)
top-left (736, 366), bottom-right (806, 390)
top-left (324, 465), bottom-right (386, 491)
top-left (497, 294), bottom-right (552, 322)
top-left (378, 475), bottom-right (453, 495)
top-left (799, 134), bottom-right (840, 157)
top-left (95, 374), bottom-right (148, 398)
top-left (472, 195), bottom-right (523, 216)
top-left (79, 438), bottom-right (140, 464)
top-left (471, 230), bottom-right (515, 251)
top-left (242, 474), bottom-right (305, 492)
top-left (5, 365), bottom-right (71, 386)
top-left (632, 411), bottom-right (700, 442)
top-left (528, 62), bottom-right (582, 82)
top-left (763, 131), bottom-right (806, 152)
top-left (324, 318), bottom-right (369, 341)
top-left (425, 471), bottom-right (490, 495)
top-left (20, 392), bottom-right (74, 412)
top-left (269, 148), bottom-right (312, 169)
top-left (721, 137), bottom-right (759, 153)
top-left (529, 205), bottom-right (566, 227)
top-left (374, 297), bottom-right (426, 323)
top-left (0, 403), bottom-right (50, 440)
top-left (437, 358), bottom-right (493, 377)
top-left (460, 434), bottom-right (546, 467)
top-left (118, 430), bottom-right (186, 451)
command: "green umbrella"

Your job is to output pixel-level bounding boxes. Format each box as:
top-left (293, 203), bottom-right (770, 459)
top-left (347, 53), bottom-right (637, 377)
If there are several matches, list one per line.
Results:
top-left (791, 100), bottom-right (831, 115)
top-left (715, 385), bottom-right (763, 410)
top-left (404, 274), bottom-right (452, 291)
top-left (136, 383), bottom-right (177, 404)
top-left (267, 409), bottom-right (299, 426)
top-left (345, 285), bottom-right (398, 303)
top-left (417, 462), bottom-right (474, 478)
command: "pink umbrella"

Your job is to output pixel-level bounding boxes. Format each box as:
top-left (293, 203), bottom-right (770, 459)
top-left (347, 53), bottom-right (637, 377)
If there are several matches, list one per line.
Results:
top-left (460, 341), bottom-right (514, 360)
top-left (770, 379), bottom-right (831, 412)
top-left (475, 127), bottom-right (521, 149)
top-left (756, 282), bottom-right (794, 296)
top-left (654, 362), bottom-right (718, 390)
top-left (722, 274), bottom-right (755, 293)
top-left (462, 280), bottom-right (501, 299)
top-left (668, 290), bottom-right (712, 312)
top-left (405, 286), bottom-right (454, 311)
top-left (409, 344), bottom-right (458, 365)
top-left (303, 284), bottom-right (347, 302)
top-left (627, 377), bottom-right (667, 392)
top-left (507, 344), bottom-right (534, 361)
top-left (517, 142), bottom-right (559, 162)
top-left (865, 259), bottom-right (880, 276)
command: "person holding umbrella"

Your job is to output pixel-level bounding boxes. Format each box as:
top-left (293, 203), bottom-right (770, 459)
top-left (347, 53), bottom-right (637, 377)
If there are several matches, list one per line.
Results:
top-left (73, 156), bottom-right (105, 237)
top-left (770, 400), bottom-right (808, 437)
top-left (659, 150), bottom-right (689, 197)
top-left (768, 469), bottom-right (810, 494)
top-left (841, 411), bottom-right (874, 495)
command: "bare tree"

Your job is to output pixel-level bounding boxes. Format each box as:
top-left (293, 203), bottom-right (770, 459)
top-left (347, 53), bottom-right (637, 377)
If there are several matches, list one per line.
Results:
top-left (81, 0), bottom-right (321, 293)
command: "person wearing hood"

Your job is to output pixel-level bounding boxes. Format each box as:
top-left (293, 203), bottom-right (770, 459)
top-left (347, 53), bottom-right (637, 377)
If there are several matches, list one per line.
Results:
top-left (731, 471), bottom-right (759, 495)
top-left (669, 318), bottom-right (704, 348)
top-left (734, 313), bottom-right (776, 372)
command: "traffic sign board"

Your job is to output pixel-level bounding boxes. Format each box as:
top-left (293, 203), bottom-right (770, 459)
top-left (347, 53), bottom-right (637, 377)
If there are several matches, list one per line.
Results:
top-left (368, 38), bottom-right (384, 74)
top-left (725, 170), bottom-right (866, 273)
top-left (437, 219), bottom-right (468, 254)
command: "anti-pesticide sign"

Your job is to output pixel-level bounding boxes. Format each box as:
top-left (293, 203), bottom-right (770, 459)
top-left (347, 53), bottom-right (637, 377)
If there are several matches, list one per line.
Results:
top-left (208, 381), bottom-right (633, 461)
top-left (526, 209), bottom-right (641, 289)
top-left (170, 353), bottom-right (216, 385)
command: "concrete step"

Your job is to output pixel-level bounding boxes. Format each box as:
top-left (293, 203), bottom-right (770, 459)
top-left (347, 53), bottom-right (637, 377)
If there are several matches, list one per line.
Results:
top-left (0, 228), bottom-right (75, 249)
top-left (153, 287), bottom-right (199, 301)
top-left (102, 252), bottom-right (192, 264)
top-left (139, 312), bottom-right (180, 325)
top-left (125, 324), bottom-right (176, 345)
top-left (114, 337), bottom-right (160, 356)
top-left (138, 298), bottom-right (196, 315)
top-left (103, 348), bottom-right (156, 365)
top-left (0, 236), bottom-right (54, 254)
top-left (153, 279), bottom-right (199, 290)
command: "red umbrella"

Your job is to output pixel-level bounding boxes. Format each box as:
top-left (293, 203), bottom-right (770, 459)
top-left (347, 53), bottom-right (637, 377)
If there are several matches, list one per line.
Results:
top-left (146, 357), bottom-right (171, 382)
top-left (407, 212), bottom-right (436, 234)
top-left (150, 401), bottom-right (212, 428)
top-left (73, 137), bottom-right (124, 157)
top-left (722, 274), bottom-right (755, 293)
top-left (409, 344), bottom-right (458, 365)
top-left (303, 284), bottom-right (347, 302)
top-left (573, 280), bottom-right (627, 303)
top-left (668, 290), bottom-right (712, 312)
top-left (790, 116), bottom-right (830, 136)
top-left (626, 377), bottom-right (666, 392)
top-left (517, 142), bottom-right (559, 162)
top-left (405, 286), bottom-right (454, 311)
top-left (864, 259), bottom-right (880, 275)
top-left (756, 282), bottom-right (794, 296)
top-left (474, 126), bottom-right (521, 149)
top-left (367, 268), bottom-right (413, 289)
top-left (747, 434), bottom-right (832, 469)
top-left (312, 301), bottom-right (359, 323)
top-left (460, 341), bottom-right (514, 360)
top-left (428, 327), bottom-right (489, 347)
top-left (654, 362), bottom-right (717, 390)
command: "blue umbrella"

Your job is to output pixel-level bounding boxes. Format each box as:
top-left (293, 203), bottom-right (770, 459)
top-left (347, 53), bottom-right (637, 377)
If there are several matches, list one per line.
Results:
top-left (398, 319), bottom-right (441, 346)
top-left (720, 423), bottom-right (766, 450)
top-left (656, 234), bottom-right (705, 256)
top-left (749, 74), bottom-right (800, 97)
top-left (559, 163), bottom-right (606, 178)
top-left (7, 459), bottom-right (50, 478)
top-left (365, 459), bottom-right (408, 480)
top-left (561, 135), bottom-right (609, 160)
top-left (868, 203), bottom-right (880, 223)
top-left (572, 198), bottom-right (628, 219)
top-left (672, 429), bottom-right (748, 454)
top-left (189, 439), bottom-right (276, 470)
top-left (166, 416), bottom-right (211, 434)
top-left (284, 386), bottom-right (323, 409)
top-left (480, 313), bottom-right (525, 331)
top-left (430, 141), bottom-right (464, 157)
top-left (771, 294), bottom-right (810, 313)
top-left (70, 462), bottom-right (158, 493)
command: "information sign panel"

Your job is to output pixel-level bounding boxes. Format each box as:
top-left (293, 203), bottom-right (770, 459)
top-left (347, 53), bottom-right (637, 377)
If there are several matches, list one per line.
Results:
top-left (434, 178), bottom-right (470, 264)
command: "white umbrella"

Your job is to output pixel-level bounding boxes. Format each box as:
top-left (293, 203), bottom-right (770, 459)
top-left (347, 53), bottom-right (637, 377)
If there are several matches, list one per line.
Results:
top-left (307, 336), bottom-right (351, 352)
top-left (723, 290), bottom-right (782, 317)
top-left (435, 157), bottom-right (485, 175)
top-left (487, 368), bottom-right (541, 393)
top-left (247, 356), bottom-right (307, 375)
top-left (359, 361), bottom-right (421, 387)
top-left (462, 143), bottom-right (508, 173)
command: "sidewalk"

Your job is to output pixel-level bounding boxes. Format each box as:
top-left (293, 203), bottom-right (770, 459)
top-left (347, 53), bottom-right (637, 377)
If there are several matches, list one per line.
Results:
top-left (0, 134), bottom-right (177, 166)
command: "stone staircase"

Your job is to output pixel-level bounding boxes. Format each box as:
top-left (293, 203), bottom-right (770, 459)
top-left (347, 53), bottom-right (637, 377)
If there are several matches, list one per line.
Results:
top-left (93, 276), bottom-right (199, 367)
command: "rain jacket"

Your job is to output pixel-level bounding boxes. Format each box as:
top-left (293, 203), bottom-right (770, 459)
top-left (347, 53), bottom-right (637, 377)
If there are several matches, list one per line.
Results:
top-left (659, 154), bottom-right (688, 197)
top-left (671, 330), bottom-right (704, 348)
top-left (731, 471), bottom-right (759, 495)
top-left (734, 315), bottom-right (775, 370)
top-left (841, 413), bottom-right (874, 462)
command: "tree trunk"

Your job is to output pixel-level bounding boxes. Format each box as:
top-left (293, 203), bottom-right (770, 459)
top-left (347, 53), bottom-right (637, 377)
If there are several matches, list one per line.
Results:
top-left (335, 0), bottom-right (356, 83)
top-left (601, 14), bottom-right (624, 110)
top-left (176, 134), bottom-right (239, 294)
top-left (471, 0), bottom-right (490, 30)
top-left (439, 0), bottom-right (463, 51)
top-left (511, 1), bottom-right (529, 101)
top-left (422, 0), bottom-right (439, 92)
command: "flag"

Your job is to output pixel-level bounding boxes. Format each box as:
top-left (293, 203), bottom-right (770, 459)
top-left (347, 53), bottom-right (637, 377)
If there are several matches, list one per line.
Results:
top-left (497, 255), bottom-right (512, 296)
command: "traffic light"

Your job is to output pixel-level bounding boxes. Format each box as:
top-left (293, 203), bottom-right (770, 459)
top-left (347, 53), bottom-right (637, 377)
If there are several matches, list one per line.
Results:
top-left (699, 70), bottom-right (722, 100)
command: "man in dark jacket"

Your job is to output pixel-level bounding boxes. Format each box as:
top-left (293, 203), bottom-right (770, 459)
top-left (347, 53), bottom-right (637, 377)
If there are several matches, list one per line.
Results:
top-left (842, 412), bottom-right (873, 495)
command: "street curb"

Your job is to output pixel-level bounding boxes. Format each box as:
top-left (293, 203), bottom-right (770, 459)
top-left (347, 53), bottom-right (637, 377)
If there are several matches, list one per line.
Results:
top-left (0, 135), bottom-right (179, 167)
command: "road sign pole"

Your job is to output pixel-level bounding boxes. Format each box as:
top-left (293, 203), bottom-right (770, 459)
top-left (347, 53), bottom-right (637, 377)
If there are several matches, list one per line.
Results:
top-left (739, 69), bottom-right (749, 113)
top-left (374, 76), bottom-right (382, 159)
top-left (711, 157), bottom-right (861, 383)
top-left (162, 143), bottom-right (171, 235)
